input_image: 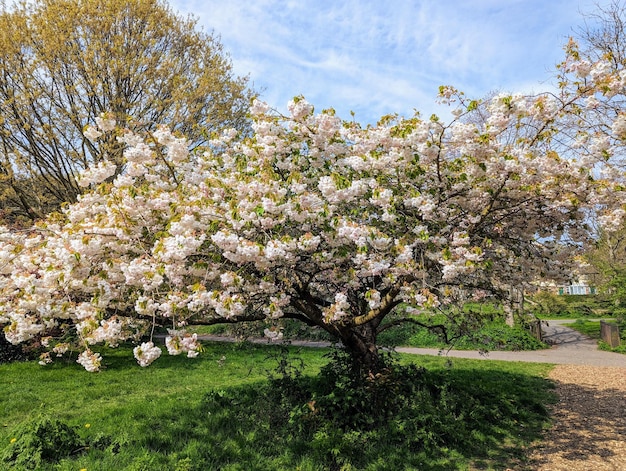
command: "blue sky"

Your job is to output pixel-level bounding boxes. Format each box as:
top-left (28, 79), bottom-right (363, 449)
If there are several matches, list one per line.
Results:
top-left (170, 0), bottom-right (610, 124)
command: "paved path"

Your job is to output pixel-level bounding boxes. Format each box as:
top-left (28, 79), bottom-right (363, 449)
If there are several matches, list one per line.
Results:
top-left (397, 319), bottom-right (626, 367)
top-left (197, 320), bottom-right (626, 367)
top-left (198, 319), bottom-right (626, 367)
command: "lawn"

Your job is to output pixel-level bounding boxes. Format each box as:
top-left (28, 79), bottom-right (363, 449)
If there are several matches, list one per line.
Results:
top-left (1, 341), bottom-right (556, 470)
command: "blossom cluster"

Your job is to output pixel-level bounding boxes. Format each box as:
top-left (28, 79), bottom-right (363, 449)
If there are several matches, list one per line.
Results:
top-left (165, 331), bottom-right (201, 357)
top-left (133, 341), bottom-right (162, 367)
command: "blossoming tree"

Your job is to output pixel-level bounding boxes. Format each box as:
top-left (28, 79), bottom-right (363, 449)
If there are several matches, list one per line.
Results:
top-left (1, 42), bottom-right (625, 372)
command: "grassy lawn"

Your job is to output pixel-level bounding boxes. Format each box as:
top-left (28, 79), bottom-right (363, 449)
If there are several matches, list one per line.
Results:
top-left (1, 341), bottom-right (556, 470)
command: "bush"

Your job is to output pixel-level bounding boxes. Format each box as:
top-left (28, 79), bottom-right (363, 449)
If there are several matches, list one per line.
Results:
top-left (377, 313), bottom-right (548, 351)
top-left (2, 414), bottom-right (124, 470)
top-left (456, 323), bottom-right (547, 351)
top-left (0, 333), bottom-right (30, 364)
top-left (198, 347), bottom-right (553, 470)
top-left (1, 417), bottom-right (84, 469)
top-left (528, 292), bottom-right (570, 317)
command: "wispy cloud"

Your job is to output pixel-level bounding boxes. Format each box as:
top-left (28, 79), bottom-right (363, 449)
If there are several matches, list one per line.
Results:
top-left (172, 0), bottom-right (610, 124)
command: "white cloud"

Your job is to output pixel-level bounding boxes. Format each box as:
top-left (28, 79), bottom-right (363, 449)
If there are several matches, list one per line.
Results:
top-left (171, 0), bottom-right (611, 124)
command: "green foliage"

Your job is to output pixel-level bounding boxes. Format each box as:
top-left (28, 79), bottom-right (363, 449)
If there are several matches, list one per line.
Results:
top-left (377, 314), bottom-right (548, 351)
top-left (198, 348), bottom-right (554, 470)
top-left (1, 416), bottom-right (83, 469)
top-left (528, 292), bottom-right (614, 318)
top-left (599, 340), bottom-right (626, 354)
top-left (455, 323), bottom-right (547, 351)
top-left (604, 270), bottom-right (626, 312)
top-left (529, 292), bottom-right (570, 317)
top-left (2, 414), bottom-right (126, 470)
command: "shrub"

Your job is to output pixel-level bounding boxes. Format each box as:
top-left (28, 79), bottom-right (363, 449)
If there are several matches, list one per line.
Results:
top-left (457, 323), bottom-right (547, 351)
top-left (1, 414), bottom-right (124, 470)
top-left (528, 292), bottom-right (570, 317)
top-left (198, 347), bottom-right (553, 470)
top-left (1, 417), bottom-right (84, 469)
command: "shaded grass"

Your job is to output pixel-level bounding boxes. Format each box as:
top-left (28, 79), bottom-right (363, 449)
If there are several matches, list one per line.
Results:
top-left (1, 341), bottom-right (555, 470)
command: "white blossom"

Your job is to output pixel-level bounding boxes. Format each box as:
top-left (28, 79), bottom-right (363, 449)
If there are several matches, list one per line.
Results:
top-left (133, 341), bottom-right (162, 367)
top-left (77, 349), bottom-right (102, 372)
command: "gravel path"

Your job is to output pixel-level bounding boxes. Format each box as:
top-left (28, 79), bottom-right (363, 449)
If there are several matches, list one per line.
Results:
top-left (526, 364), bottom-right (626, 470)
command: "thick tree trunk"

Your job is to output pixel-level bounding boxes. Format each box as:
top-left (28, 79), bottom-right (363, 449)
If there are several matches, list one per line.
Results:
top-left (338, 324), bottom-right (383, 375)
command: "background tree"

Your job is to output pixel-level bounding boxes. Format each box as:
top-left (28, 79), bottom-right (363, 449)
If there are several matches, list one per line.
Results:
top-left (564, 1), bottom-right (626, 309)
top-left (576, 0), bottom-right (626, 67)
top-left (0, 0), bottom-right (253, 223)
top-left (585, 219), bottom-right (626, 311)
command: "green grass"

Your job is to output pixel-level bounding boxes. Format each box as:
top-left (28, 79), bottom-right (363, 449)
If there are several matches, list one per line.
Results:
top-left (377, 317), bottom-right (548, 351)
top-left (1, 341), bottom-right (556, 470)
top-left (564, 319), bottom-right (626, 354)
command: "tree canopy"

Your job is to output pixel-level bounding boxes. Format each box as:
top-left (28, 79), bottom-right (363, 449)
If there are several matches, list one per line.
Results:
top-left (3, 4), bottom-right (626, 373)
top-left (0, 0), bottom-right (253, 223)
top-left (2, 81), bottom-right (623, 372)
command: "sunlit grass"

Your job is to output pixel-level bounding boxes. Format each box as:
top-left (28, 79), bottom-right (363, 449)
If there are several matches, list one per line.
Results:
top-left (1, 341), bottom-right (555, 470)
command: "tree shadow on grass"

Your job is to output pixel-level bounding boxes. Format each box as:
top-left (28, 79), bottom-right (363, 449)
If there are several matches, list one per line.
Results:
top-left (131, 363), bottom-right (557, 471)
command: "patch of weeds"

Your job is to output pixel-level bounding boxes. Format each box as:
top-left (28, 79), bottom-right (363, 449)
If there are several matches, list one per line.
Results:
top-left (2, 415), bottom-right (123, 470)
top-left (457, 323), bottom-right (547, 351)
top-left (2, 416), bottom-right (83, 469)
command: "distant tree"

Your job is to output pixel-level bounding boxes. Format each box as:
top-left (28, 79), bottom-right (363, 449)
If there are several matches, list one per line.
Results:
top-left (571, 0), bottom-right (626, 308)
top-left (585, 220), bottom-right (626, 309)
top-left (576, 0), bottom-right (626, 67)
top-left (0, 0), bottom-right (253, 223)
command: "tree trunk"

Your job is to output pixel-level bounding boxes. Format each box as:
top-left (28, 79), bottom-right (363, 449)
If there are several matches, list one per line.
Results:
top-left (504, 303), bottom-right (515, 327)
top-left (338, 324), bottom-right (383, 375)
